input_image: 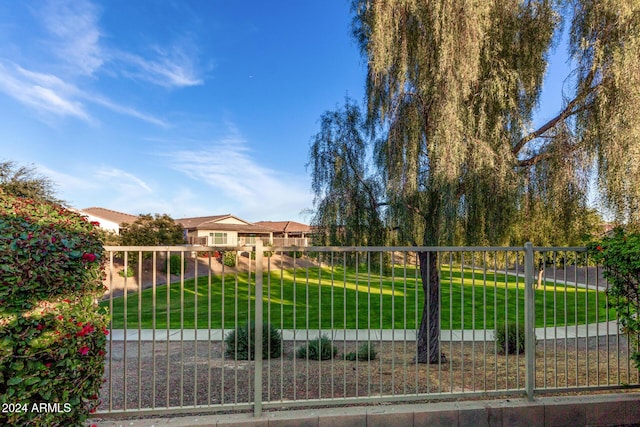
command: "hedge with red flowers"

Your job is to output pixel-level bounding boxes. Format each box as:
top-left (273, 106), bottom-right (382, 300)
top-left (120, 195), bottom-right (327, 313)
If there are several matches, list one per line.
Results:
top-left (0, 189), bottom-right (109, 426)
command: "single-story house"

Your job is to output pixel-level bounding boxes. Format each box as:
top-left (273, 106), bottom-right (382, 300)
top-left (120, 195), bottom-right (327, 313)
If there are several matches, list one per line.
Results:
top-left (77, 207), bottom-right (139, 235)
top-left (176, 214), bottom-right (274, 247)
top-left (253, 221), bottom-right (312, 247)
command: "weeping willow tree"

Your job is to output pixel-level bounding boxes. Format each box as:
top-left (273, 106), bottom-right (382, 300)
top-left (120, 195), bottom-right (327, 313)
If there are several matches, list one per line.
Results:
top-left (308, 98), bottom-right (387, 248)
top-left (309, 0), bottom-right (640, 363)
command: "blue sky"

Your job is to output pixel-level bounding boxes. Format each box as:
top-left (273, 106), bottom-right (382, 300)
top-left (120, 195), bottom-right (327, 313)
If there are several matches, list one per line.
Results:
top-left (0, 1), bottom-right (575, 223)
top-left (0, 0), bottom-right (365, 222)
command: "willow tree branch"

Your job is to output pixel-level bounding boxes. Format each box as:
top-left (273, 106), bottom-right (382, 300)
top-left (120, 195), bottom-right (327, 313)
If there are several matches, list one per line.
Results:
top-left (517, 151), bottom-right (553, 167)
top-left (512, 69), bottom-right (598, 156)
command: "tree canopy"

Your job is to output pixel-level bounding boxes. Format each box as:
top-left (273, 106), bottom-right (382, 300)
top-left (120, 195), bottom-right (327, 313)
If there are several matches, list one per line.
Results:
top-left (330, 0), bottom-right (639, 247)
top-left (308, 0), bottom-right (640, 363)
top-left (120, 214), bottom-right (185, 247)
top-left (0, 160), bottom-right (62, 205)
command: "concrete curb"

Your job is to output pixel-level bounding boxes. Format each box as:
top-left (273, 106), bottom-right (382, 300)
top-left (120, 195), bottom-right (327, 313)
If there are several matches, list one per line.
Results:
top-left (108, 321), bottom-right (623, 343)
top-left (90, 392), bottom-right (640, 426)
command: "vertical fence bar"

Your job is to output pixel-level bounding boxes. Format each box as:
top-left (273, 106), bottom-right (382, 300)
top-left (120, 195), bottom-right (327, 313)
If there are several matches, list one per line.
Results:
top-left (254, 241), bottom-right (264, 417)
top-left (108, 250), bottom-right (114, 412)
top-left (137, 250), bottom-right (143, 409)
top-left (123, 250), bottom-right (128, 411)
top-left (524, 242), bottom-right (535, 400)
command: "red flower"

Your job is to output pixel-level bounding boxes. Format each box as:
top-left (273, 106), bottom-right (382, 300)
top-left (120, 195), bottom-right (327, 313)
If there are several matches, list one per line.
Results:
top-left (51, 236), bottom-right (57, 243)
top-left (79, 346), bottom-right (90, 356)
top-left (82, 253), bottom-right (97, 262)
top-left (90, 221), bottom-right (100, 227)
top-left (102, 327), bottom-right (109, 336)
top-left (76, 324), bottom-right (95, 337)
top-left (98, 350), bottom-right (106, 356)
top-left (36, 323), bottom-right (45, 331)
top-left (57, 315), bottom-right (64, 320)
top-left (596, 245), bottom-right (603, 252)
top-left (45, 362), bottom-right (52, 368)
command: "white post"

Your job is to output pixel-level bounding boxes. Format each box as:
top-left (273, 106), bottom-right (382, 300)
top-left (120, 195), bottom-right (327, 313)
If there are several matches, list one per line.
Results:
top-left (253, 240), bottom-right (264, 417)
top-left (524, 242), bottom-right (535, 401)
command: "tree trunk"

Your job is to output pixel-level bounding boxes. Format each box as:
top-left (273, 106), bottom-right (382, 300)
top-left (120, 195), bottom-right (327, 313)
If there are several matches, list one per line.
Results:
top-left (416, 251), bottom-right (441, 363)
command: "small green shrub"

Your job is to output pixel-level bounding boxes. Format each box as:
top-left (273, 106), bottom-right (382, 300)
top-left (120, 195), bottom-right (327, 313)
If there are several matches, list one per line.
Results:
top-left (296, 335), bottom-right (337, 360)
top-left (224, 322), bottom-right (282, 360)
top-left (345, 342), bottom-right (378, 361)
top-left (495, 321), bottom-right (525, 355)
top-left (163, 254), bottom-right (185, 275)
top-left (119, 265), bottom-right (135, 277)
top-left (223, 251), bottom-right (236, 267)
top-left (250, 250), bottom-right (273, 259)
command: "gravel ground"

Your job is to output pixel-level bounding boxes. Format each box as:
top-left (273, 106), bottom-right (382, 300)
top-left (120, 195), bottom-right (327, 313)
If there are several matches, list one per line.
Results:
top-left (97, 335), bottom-right (638, 413)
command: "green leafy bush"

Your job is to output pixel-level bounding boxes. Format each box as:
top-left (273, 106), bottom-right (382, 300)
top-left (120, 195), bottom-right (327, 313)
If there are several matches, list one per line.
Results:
top-left (250, 249), bottom-right (273, 259)
top-left (495, 321), bottom-right (525, 355)
top-left (118, 265), bottom-right (135, 278)
top-left (163, 254), bottom-right (185, 275)
top-left (345, 342), bottom-right (378, 361)
top-left (223, 251), bottom-right (236, 267)
top-left (224, 322), bottom-right (282, 360)
top-left (590, 229), bottom-right (640, 367)
top-left (0, 190), bottom-right (109, 426)
top-left (296, 335), bottom-right (337, 360)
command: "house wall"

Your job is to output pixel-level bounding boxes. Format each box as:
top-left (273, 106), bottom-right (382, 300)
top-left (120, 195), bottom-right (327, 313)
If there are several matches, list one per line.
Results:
top-left (217, 217), bottom-right (247, 225)
top-left (82, 214), bottom-right (120, 234)
top-left (194, 229), bottom-right (239, 246)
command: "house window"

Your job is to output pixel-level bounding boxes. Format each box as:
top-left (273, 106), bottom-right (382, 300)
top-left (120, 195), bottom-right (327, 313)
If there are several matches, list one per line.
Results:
top-left (209, 232), bottom-right (228, 245)
top-left (244, 234), bottom-right (257, 244)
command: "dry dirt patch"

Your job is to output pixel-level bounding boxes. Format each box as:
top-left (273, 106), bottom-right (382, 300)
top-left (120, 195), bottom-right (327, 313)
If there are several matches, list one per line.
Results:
top-left (99, 335), bottom-right (639, 411)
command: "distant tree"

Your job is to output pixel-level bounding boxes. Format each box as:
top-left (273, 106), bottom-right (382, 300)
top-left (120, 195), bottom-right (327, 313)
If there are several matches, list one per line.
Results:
top-left (0, 160), bottom-right (62, 204)
top-left (120, 214), bottom-right (184, 247)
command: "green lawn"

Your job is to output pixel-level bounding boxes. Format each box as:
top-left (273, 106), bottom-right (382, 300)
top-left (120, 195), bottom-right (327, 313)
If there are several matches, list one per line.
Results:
top-left (102, 265), bottom-right (614, 330)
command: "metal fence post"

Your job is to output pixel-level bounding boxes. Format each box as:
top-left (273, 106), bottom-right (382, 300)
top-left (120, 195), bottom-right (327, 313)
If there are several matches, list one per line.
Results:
top-left (524, 242), bottom-right (535, 401)
top-left (253, 240), bottom-right (264, 417)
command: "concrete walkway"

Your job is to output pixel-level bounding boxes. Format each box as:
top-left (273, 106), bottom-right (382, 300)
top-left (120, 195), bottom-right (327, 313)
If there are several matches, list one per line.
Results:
top-left (109, 320), bottom-right (622, 342)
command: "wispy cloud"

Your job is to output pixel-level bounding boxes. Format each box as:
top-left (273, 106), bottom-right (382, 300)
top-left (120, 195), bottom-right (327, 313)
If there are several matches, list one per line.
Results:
top-left (0, 61), bottom-right (90, 120)
top-left (163, 128), bottom-right (312, 220)
top-left (0, 60), bottom-right (167, 126)
top-left (0, 0), bottom-right (202, 125)
top-left (38, 164), bottom-right (100, 192)
top-left (36, 0), bottom-right (104, 76)
top-left (116, 40), bottom-right (204, 88)
top-left (95, 168), bottom-right (153, 194)
top-left (90, 95), bottom-right (169, 128)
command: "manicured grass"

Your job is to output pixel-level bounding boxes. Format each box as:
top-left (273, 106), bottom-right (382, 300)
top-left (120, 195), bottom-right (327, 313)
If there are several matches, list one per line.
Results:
top-left (102, 265), bottom-right (614, 330)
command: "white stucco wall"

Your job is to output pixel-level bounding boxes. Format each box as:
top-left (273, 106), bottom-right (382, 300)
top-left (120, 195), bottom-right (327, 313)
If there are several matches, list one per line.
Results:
top-left (81, 213), bottom-right (120, 234)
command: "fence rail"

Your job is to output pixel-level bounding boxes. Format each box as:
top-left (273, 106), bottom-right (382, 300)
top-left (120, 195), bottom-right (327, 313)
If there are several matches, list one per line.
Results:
top-left (95, 243), bottom-right (638, 418)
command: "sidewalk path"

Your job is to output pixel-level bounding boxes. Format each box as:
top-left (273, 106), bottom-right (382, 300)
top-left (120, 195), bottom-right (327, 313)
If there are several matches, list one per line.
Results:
top-left (109, 320), bottom-right (622, 343)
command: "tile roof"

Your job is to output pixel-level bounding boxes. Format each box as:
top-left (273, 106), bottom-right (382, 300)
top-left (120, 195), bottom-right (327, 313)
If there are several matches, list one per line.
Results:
top-left (175, 214), bottom-right (234, 229)
top-left (176, 215), bottom-right (272, 234)
top-left (254, 221), bottom-right (311, 233)
top-left (80, 207), bottom-right (139, 225)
